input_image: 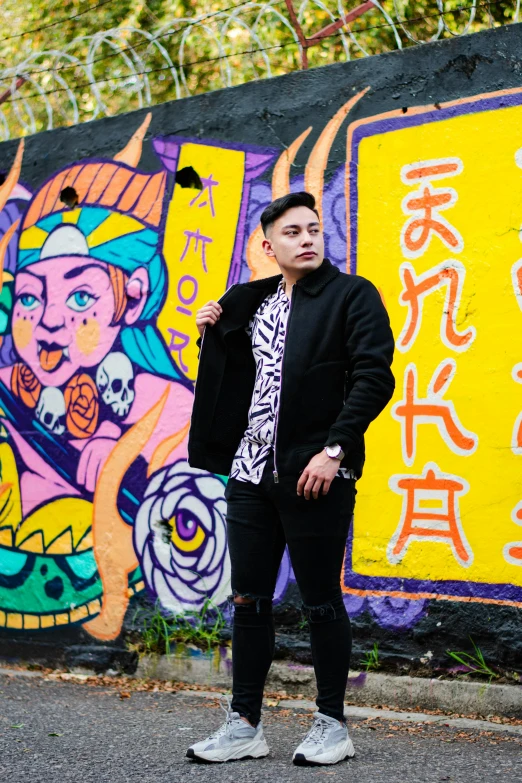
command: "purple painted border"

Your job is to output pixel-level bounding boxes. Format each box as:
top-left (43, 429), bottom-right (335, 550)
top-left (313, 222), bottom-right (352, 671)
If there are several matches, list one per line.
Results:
top-left (346, 88), bottom-right (522, 605)
top-left (343, 525), bottom-right (522, 603)
top-left (349, 90), bottom-right (522, 273)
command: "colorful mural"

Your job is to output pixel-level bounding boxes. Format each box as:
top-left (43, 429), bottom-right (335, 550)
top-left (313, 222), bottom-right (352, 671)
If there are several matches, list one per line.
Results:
top-left (1, 82), bottom-right (522, 643)
top-left (0, 118), bottom-right (272, 640)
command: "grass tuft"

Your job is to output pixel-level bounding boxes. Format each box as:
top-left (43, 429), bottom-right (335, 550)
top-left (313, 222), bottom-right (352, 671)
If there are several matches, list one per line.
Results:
top-left (446, 638), bottom-right (499, 682)
top-left (361, 642), bottom-right (380, 672)
top-left (130, 598), bottom-right (226, 657)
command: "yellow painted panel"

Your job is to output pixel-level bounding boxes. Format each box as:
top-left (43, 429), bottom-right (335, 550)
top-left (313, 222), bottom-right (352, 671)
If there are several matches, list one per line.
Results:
top-left (69, 604), bottom-right (89, 623)
top-left (15, 498), bottom-right (93, 553)
top-left (87, 212), bottom-right (143, 248)
top-left (61, 208), bottom-right (81, 225)
top-left (354, 100), bottom-right (522, 589)
top-left (18, 225), bottom-right (48, 250)
top-left (23, 614), bottom-right (40, 630)
top-left (87, 598), bottom-right (101, 616)
top-left (159, 143), bottom-right (245, 381)
top-left (6, 612), bottom-right (23, 629)
top-left (0, 528), bottom-right (13, 547)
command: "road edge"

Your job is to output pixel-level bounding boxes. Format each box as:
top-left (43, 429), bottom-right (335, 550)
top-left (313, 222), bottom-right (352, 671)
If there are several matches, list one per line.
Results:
top-left (136, 653), bottom-right (522, 719)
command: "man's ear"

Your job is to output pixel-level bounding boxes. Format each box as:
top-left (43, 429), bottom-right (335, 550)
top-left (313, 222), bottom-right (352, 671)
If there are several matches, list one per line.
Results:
top-left (262, 238), bottom-right (276, 258)
top-left (124, 267), bottom-right (149, 324)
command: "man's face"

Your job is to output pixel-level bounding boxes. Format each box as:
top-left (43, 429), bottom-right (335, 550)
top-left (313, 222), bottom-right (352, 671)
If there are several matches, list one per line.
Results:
top-left (262, 206), bottom-right (324, 279)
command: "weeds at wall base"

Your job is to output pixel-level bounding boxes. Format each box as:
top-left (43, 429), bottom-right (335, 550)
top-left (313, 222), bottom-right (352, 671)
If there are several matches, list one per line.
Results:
top-left (127, 600), bottom-right (229, 658)
top-left (361, 642), bottom-right (381, 672)
top-left (445, 638), bottom-right (501, 683)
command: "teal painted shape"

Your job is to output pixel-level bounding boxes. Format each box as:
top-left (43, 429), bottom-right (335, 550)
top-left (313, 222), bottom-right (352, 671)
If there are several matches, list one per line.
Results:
top-left (65, 550), bottom-right (98, 581)
top-left (0, 549), bottom-right (144, 619)
top-left (36, 213), bottom-right (63, 234)
top-left (77, 207), bottom-right (111, 237)
top-left (0, 548), bottom-right (28, 576)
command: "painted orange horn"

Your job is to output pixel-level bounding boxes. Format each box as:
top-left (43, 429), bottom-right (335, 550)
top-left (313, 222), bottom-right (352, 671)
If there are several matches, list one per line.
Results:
top-left (272, 126), bottom-right (313, 199)
top-left (305, 88), bottom-right (369, 221)
top-left (84, 388), bottom-right (169, 641)
top-left (247, 127), bottom-right (312, 281)
top-left (0, 219), bottom-right (19, 293)
top-left (0, 139), bottom-right (24, 214)
top-left (114, 112), bottom-right (152, 168)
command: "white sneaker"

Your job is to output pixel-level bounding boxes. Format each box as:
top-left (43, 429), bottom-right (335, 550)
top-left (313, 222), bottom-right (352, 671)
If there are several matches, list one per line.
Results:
top-left (186, 700), bottom-right (269, 763)
top-left (293, 712), bottom-right (355, 766)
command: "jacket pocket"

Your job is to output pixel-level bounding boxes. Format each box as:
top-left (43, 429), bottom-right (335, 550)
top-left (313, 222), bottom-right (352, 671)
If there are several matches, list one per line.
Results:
top-left (299, 360), bottom-right (346, 431)
top-left (293, 444), bottom-right (324, 473)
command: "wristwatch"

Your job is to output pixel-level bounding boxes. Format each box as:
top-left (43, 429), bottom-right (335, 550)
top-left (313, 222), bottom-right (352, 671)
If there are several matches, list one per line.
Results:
top-left (325, 443), bottom-right (345, 461)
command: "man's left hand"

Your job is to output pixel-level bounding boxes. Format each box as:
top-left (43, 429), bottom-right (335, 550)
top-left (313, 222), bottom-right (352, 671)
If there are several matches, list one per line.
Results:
top-left (297, 451), bottom-right (340, 500)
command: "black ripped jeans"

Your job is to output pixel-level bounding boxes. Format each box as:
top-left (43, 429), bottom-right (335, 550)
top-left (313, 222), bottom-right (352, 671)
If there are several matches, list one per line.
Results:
top-left (225, 453), bottom-right (355, 726)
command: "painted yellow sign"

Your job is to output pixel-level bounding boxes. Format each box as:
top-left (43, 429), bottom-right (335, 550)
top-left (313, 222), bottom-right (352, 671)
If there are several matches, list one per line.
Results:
top-left (350, 91), bottom-right (522, 601)
top-left (159, 142), bottom-right (246, 381)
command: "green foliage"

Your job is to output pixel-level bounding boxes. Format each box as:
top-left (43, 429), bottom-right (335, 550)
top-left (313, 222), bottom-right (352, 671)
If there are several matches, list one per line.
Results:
top-left (361, 642), bottom-right (380, 672)
top-left (446, 637), bottom-right (499, 681)
top-left (131, 598), bottom-right (226, 656)
top-left (0, 0), bottom-right (519, 139)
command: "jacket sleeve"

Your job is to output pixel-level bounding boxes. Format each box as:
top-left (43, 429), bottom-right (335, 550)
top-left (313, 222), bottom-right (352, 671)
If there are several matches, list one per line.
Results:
top-left (196, 335), bottom-right (202, 359)
top-left (325, 276), bottom-right (395, 456)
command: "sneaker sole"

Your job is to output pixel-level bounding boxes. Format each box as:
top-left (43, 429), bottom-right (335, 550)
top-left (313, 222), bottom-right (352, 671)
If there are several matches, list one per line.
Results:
top-left (293, 738), bottom-right (355, 766)
top-left (187, 740), bottom-right (269, 763)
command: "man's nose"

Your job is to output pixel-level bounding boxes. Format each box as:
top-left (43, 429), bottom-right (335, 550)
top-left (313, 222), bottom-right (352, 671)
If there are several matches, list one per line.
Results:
top-left (301, 233), bottom-right (313, 245)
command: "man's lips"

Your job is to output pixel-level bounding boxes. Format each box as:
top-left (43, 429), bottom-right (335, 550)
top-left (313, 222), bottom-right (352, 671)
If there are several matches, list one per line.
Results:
top-left (298, 251), bottom-right (317, 258)
top-left (37, 342), bottom-right (70, 372)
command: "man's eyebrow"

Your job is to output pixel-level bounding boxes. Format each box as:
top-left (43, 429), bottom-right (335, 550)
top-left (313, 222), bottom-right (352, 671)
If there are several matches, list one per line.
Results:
top-left (281, 221), bottom-right (320, 230)
top-left (63, 263), bottom-right (107, 280)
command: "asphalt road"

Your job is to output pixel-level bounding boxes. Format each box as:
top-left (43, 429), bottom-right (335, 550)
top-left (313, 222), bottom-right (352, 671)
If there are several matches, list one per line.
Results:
top-left (0, 673), bottom-right (521, 783)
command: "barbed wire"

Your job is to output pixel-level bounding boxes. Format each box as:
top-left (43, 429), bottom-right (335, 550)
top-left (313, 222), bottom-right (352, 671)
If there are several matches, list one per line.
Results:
top-left (0, 0), bottom-right (509, 94)
top-left (0, 0), bottom-right (115, 43)
top-left (0, 0), bottom-right (518, 141)
top-left (0, 0), bottom-right (283, 79)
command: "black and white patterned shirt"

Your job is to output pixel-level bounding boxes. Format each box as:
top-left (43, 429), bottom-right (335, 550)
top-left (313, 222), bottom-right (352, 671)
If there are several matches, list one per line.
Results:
top-left (230, 280), bottom-right (356, 485)
top-left (230, 280), bottom-right (290, 484)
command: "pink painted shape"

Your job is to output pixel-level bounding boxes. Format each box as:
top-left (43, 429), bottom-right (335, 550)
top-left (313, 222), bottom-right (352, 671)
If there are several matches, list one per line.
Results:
top-left (123, 374), bottom-right (193, 463)
top-left (3, 419), bottom-right (80, 516)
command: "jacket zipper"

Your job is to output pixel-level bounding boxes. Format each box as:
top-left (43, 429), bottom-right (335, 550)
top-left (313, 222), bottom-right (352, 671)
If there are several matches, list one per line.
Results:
top-left (273, 286), bottom-right (296, 483)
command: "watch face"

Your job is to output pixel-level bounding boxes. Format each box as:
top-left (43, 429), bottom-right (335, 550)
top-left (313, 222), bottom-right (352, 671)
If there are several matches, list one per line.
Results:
top-left (327, 445), bottom-right (341, 458)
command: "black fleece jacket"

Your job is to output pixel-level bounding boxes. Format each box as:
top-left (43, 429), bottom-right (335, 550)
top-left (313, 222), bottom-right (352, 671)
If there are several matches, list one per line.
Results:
top-left (188, 259), bottom-right (395, 478)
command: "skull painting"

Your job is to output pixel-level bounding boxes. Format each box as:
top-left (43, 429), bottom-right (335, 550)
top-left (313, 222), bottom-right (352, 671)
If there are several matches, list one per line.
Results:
top-left (35, 387), bottom-right (66, 435)
top-left (96, 352), bottom-right (135, 417)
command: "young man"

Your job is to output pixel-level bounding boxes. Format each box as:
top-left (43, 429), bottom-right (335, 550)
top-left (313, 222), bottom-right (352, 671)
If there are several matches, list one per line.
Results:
top-left (187, 192), bottom-right (395, 765)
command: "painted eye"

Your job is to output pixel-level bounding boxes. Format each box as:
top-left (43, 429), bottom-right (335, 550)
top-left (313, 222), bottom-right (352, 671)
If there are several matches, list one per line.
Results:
top-left (66, 291), bottom-right (95, 312)
top-left (19, 294), bottom-right (40, 311)
top-left (169, 511), bottom-right (206, 553)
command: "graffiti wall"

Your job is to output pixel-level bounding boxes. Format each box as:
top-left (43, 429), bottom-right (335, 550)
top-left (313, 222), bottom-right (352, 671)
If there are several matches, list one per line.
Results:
top-left (1, 22), bottom-right (521, 667)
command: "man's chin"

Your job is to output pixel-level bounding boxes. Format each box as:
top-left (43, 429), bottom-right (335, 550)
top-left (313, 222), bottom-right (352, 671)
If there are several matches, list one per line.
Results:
top-left (294, 256), bottom-right (322, 272)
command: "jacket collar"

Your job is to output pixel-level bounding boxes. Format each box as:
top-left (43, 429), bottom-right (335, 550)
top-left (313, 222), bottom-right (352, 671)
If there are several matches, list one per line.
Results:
top-left (242, 258), bottom-right (339, 297)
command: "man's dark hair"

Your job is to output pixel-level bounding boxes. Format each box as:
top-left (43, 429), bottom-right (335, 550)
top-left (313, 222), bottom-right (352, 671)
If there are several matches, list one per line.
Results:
top-left (260, 191), bottom-right (319, 236)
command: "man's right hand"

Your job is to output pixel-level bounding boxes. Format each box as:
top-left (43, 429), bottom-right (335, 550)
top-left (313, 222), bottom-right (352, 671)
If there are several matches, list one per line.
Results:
top-left (196, 301), bottom-right (222, 337)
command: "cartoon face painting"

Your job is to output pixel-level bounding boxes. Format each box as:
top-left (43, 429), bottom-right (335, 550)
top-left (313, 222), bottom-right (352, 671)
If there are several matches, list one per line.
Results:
top-left (13, 255), bottom-right (124, 387)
